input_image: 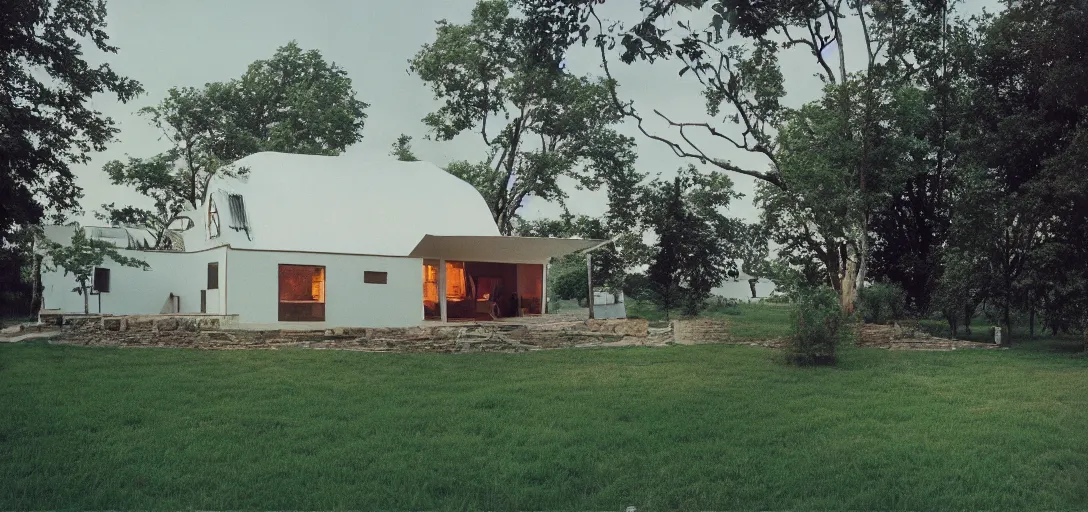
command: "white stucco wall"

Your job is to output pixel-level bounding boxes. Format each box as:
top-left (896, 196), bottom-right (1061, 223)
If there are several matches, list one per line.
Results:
top-left (225, 249), bottom-right (424, 327)
top-left (42, 247), bottom-right (228, 315)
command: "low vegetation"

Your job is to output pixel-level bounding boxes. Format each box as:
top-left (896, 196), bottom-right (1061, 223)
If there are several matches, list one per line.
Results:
top-left (626, 299), bottom-right (794, 340)
top-left (786, 287), bottom-right (851, 365)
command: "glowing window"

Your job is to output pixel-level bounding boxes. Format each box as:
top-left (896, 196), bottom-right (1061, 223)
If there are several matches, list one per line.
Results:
top-left (278, 264), bottom-right (326, 321)
top-left (446, 261), bottom-right (466, 301)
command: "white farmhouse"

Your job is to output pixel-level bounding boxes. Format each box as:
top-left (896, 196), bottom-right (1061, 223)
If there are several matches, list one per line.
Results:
top-left (39, 152), bottom-right (602, 327)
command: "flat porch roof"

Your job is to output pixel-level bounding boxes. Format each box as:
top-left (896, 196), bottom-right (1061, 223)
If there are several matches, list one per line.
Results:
top-left (408, 235), bottom-right (607, 264)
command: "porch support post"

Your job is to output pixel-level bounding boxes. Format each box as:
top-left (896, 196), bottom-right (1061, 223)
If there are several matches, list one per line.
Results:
top-left (587, 253), bottom-right (594, 320)
top-left (438, 259), bottom-right (448, 323)
top-left (542, 261), bottom-right (549, 314)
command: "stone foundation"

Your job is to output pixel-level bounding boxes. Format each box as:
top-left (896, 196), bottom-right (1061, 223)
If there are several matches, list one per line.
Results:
top-left (44, 315), bottom-right (654, 353)
top-left (857, 323), bottom-right (1003, 351)
top-left (10, 313), bottom-right (1009, 353)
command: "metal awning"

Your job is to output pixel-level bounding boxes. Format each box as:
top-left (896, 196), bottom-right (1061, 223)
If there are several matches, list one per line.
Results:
top-left (408, 235), bottom-right (608, 263)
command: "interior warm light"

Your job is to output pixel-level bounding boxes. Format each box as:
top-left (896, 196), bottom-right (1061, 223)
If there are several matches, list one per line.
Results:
top-left (423, 262), bottom-right (439, 303)
top-left (446, 261), bottom-right (466, 301)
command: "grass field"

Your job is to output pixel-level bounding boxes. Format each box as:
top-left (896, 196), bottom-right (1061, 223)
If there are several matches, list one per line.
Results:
top-left (2, 336), bottom-right (1085, 509)
top-left (627, 299), bottom-right (795, 340)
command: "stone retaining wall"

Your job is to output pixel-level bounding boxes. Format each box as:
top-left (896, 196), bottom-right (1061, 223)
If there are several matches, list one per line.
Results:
top-left (47, 316), bottom-right (652, 353)
top-left (12, 313), bottom-right (1018, 353)
top-left (671, 319), bottom-right (734, 345)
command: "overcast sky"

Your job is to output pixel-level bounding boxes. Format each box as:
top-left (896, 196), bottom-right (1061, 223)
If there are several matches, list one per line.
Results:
top-left (73, 0), bottom-right (996, 228)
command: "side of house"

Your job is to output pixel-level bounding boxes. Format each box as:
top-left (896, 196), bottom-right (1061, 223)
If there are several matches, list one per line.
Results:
top-left (38, 151), bottom-right (597, 328)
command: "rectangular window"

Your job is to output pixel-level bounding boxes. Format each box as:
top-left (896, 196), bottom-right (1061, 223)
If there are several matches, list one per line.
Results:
top-left (207, 262), bottom-right (219, 290)
top-left (278, 264), bottom-right (326, 321)
top-left (363, 271), bottom-right (387, 284)
top-left (93, 267), bottom-right (110, 293)
top-left (423, 260), bottom-right (440, 321)
top-left (446, 261), bottom-right (466, 301)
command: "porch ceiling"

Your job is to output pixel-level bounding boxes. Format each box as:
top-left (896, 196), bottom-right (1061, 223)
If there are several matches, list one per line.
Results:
top-left (408, 235), bottom-right (607, 264)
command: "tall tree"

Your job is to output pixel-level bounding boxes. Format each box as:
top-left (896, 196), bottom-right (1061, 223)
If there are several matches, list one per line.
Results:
top-left (43, 227), bottom-right (149, 314)
top-left (410, 0), bottom-right (637, 235)
top-left (1, 0), bottom-right (142, 241)
top-left (868, 4), bottom-right (976, 314)
top-left (950, 0), bottom-right (1088, 340)
top-left (99, 41), bottom-right (369, 248)
top-left (520, 0), bottom-right (967, 312)
top-left (644, 168), bottom-right (739, 317)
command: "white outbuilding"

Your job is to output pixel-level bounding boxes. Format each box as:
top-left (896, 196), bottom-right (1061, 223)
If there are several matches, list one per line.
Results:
top-left (39, 152), bottom-right (602, 327)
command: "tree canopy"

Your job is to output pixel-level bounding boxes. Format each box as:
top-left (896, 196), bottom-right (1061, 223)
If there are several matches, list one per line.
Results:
top-left (410, 0), bottom-right (638, 235)
top-left (1, 0), bottom-right (143, 243)
top-left (99, 41), bottom-right (369, 248)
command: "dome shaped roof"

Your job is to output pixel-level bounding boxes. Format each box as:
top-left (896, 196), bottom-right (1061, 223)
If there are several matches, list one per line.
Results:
top-left (185, 152), bottom-right (501, 255)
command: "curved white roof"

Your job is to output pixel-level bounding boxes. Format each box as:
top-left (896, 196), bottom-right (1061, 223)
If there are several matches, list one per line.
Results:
top-left (184, 152), bottom-right (501, 255)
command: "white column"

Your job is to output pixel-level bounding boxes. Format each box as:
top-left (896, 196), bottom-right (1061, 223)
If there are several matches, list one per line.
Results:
top-left (542, 261), bottom-right (549, 315)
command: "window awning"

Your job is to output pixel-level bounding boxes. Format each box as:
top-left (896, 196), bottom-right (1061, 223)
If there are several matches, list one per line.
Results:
top-left (408, 235), bottom-right (608, 263)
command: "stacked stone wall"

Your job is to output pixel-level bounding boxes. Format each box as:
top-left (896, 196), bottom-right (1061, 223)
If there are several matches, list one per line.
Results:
top-left (46, 315), bottom-right (652, 353)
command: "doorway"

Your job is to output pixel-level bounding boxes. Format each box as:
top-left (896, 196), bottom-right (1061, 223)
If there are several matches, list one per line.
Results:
top-left (423, 261), bottom-right (543, 321)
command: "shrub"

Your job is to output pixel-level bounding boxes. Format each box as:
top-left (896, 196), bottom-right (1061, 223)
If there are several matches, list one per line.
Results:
top-left (550, 266), bottom-right (587, 304)
top-left (622, 273), bottom-right (652, 301)
top-left (857, 282), bottom-right (906, 324)
top-left (786, 286), bottom-right (847, 366)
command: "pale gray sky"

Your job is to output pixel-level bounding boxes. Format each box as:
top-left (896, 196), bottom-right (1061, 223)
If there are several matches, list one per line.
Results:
top-left (74, 0), bottom-right (995, 227)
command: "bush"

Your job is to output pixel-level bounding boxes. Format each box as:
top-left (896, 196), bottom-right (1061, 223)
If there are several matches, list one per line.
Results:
top-left (550, 266), bottom-right (587, 303)
top-left (786, 286), bottom-right (848, 366)
top-left (622, 273), bottom-right (652, 301)
top-left (857, 282), bottom-right (906, 324)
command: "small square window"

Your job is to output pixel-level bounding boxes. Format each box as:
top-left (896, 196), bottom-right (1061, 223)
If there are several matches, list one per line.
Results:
top-left (363, 271), bottom-right (388, 284)
top-left (93, 267), bottom-right (111, 293)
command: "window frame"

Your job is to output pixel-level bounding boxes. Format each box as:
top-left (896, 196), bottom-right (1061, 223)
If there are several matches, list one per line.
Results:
top-left (277, 264), bottom-right (326, 322)
top-left (208, 198), bottom-right (221, 239)
top-left (363, 271), bottom-right (388, 284)
top-left (207, 262), bottom-right (219, 290)
top-left (92, 267), bottom-right (111, 293)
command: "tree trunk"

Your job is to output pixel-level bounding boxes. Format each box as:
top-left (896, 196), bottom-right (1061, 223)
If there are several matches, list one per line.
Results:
top-left (81, 281), bottom-right (89, 315)
top-left (29, 254), bottom-right (42, 316)
top-left (1002, 298), bottom-right (1012, 346)
top-left (841, 255), bottom-right (858, 313)
top-left (963, 304), bottom-right (973, 335)
top-left (1029, 294), bottom-right (1035, 338)
top-left (856, 217), bottom-right (869, 293)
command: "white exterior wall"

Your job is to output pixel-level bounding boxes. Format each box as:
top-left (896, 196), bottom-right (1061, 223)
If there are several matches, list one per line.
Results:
top-left (41, 247), bottom-right (228, 315)
top-left (225, 249), bottom-right (423, 327)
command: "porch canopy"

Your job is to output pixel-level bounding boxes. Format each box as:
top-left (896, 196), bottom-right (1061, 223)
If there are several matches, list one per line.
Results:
top-left (409, 235), bottom-right (607, 264)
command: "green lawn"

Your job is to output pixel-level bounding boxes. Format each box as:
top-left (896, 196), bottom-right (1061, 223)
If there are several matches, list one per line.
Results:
top-left (628, 299), bottom-right (795, 340)
top-left (2, 339), bottom-right (1085, 510)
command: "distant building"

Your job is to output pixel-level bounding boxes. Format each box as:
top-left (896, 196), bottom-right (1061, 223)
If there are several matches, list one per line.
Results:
top-left (712, 268), bottom-right (777, 302)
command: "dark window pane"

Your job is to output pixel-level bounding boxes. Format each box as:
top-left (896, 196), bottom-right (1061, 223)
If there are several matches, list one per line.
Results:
top-left (93, 268), bottom-right (110, 293)
top-left (363, 271), bottom-right (387, 284)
